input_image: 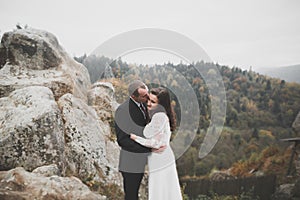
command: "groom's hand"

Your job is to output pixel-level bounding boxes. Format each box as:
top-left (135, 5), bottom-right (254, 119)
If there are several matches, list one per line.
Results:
top-left (152, 145), bottom-right (166, 153)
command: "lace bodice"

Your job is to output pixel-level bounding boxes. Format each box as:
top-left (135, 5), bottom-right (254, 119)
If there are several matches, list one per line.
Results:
top-left (134, 112), bottom-right (171, 149)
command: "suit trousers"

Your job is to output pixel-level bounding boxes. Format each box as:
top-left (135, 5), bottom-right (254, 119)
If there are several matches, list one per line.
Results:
top-left (121, 171), bottom-right (144, 200)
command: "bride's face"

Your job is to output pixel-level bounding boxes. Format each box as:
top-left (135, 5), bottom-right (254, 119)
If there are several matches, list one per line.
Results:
top-left (147, 93), bottom-right (158, 110)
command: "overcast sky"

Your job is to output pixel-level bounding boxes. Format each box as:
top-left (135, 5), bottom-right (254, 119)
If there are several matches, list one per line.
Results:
top-left (1, 0), bottom-right (300, 71)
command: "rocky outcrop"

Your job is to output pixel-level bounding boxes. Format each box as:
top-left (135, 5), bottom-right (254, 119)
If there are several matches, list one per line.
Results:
top-left (0, 86), bottom-right (65, 172)
top-left (88, 82), bottom-right (118, 122)
top-left (0, 166), bottom-right (106, 200)
top-left (58, 92), bottom-right (120, 182)
top-left (0, 27), bottom-right (122, 199)
top-left (87, 82), bottom-right (120, 176)
top-left (0, 28), bottom-right (91, 101)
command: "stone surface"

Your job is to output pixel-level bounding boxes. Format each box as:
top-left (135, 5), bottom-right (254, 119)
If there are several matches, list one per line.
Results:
top-left (0, 27), bottom-right (91, 101)
top-left (88, 81), bottom-right (119, 122)
top-left (32, 164), bottom-right (60, 177)
top-left (0, 86), bottom-right (65, 172)
top-left (0, 166), bottom-right (106, 200)
top-left (58, 93), bottom-right (120, 183)
top-left (0, 27), bottom-right (123, 199)
top-left (87, 82), bottom-right (121, 182)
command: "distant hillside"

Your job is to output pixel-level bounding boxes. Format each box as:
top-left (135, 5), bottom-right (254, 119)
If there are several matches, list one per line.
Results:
top-left (78, 55), bottom-right (300, 185)
top-left (255, 64), bottom-right (300, 83)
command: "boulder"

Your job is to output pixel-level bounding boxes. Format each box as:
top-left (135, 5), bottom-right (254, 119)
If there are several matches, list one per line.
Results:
top-left (0, 27), bottom-right (91, 101)
top-left (87, 82), bottom-right (120, 177)
top-left (0, 27), bottom-right (123, 199)
top-left (32, 164), bottom-right (60, 177)
top-left (0, 166), bottom-right (106, 200)
top-left (58, 93), bottom-right (120, 183)
top-left (88, 81), bottom-right (119, 122)
top-left (0, 86), bottom-right (65, 172)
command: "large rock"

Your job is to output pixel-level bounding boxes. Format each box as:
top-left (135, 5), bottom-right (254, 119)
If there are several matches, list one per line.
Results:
top-left (0, 27), bottom-right (123, 198)
top-left (0, 27), bottom-right (91, 101)
top-left (58, 93), bottom-right (120, 183)
top-left (0, 166), bottom-right (106, 200)
top-left (0, 86), bottom-right (65, 172)
top-left (87, 82), bottom-right (121, 181)
top-left (88, 82), bottom-right (119, 122)
top-left (32, 164), bottom-right (61, 177)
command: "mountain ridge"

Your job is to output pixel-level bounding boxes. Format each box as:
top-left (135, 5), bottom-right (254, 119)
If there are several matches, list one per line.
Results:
top-left (254, 64), bottom-right (300, 83)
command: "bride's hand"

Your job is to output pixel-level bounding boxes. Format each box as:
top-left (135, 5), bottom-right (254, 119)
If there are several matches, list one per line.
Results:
top-left (152, 145), bottom-right (166, 153)
top-left (130, 133), bottom-right (137, 140)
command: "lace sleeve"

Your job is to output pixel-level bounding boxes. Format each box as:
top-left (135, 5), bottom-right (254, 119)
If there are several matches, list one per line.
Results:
top-left (143, 112), bottom-right (168, 138)
top-left (133, 134), bottom-right (164, 149)
top-left (132, 113), bottom-right (168, 148)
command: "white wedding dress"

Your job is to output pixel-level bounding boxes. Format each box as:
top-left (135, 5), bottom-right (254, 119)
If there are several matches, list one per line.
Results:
top-left (134, 112), bottom-right (182, 200)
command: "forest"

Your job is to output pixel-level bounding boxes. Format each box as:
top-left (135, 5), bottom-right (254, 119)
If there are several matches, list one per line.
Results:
top-left (75, 54), bottom-right (300, 186)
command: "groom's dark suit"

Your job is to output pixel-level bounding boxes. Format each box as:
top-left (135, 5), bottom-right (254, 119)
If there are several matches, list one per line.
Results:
top-left (115, 98), bottom-right (151, 200)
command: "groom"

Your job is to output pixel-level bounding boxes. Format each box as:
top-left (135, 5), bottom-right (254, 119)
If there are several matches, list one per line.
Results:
top-left (114, 80), bottom-right (152, 200)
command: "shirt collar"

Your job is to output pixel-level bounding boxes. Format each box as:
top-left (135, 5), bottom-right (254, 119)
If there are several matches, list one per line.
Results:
top-left (130, 96), bottom-right (142, 107)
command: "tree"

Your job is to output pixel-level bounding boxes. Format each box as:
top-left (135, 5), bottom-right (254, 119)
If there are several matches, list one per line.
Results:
top-left (252, 128), bottom-right (259, 140)
top-left (266, 80), bottom-right (272, 91)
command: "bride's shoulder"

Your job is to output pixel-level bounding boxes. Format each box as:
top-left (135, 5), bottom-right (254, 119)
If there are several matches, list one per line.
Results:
top-left (152, 112), bottom-right (168, 119)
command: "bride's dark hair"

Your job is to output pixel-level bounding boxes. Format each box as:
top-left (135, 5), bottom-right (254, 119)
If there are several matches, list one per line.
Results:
top-left (150, 87), bottom-right (176, 131)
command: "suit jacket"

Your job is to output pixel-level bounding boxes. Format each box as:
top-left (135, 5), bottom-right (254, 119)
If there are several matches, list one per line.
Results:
top-left (114, 98), bottom-right (151, 173)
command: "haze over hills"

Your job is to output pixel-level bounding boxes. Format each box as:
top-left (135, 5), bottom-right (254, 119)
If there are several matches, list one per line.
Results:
top-left (254, 64), bottom-right (300, 83)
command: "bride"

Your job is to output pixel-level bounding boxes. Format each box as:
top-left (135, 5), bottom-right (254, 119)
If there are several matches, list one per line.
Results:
top-left (130, 87), bottom-right (182, 200)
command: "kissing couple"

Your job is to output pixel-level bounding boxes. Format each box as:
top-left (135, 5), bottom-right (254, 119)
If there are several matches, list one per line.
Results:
top-left (114, 80), bottom-right (182, 200)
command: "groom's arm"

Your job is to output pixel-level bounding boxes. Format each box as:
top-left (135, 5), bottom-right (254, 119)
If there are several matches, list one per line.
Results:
top-left (115, 122), bottom-right (151, 153)
top-left (114, 104), bottom-right (151, 153)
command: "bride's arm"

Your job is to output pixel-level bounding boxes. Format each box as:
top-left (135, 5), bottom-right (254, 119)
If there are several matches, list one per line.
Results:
top-left (143, 112), bottom-right (168, 138)
top-left (130, 133), bottom-right (164, 149)
top-left (130, 113), bottom-right (168, 149)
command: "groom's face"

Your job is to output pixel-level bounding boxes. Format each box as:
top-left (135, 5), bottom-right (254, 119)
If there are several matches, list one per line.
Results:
top-left (136, 88), bottom-right (149, 103)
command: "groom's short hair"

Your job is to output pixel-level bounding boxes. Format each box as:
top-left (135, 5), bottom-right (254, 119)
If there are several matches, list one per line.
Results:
top-left (128, 80), bottom-right (147, 97)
